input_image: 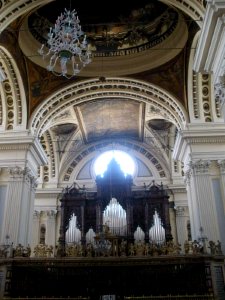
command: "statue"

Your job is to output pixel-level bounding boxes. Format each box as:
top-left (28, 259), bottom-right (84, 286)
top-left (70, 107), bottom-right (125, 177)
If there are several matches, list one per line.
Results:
top-left (215, 240), bottom-right (223, 255)
top-left (120, 239), bottom-right (127, 256)
top-left (184, 240), bottom-right (189, 254)
top-left (208, 241), bottom-right (216, 255)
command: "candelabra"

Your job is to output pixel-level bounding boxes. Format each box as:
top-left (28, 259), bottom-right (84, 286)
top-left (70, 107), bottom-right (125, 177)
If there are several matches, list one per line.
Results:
top-left (38, 8), bottom-right (92, 78)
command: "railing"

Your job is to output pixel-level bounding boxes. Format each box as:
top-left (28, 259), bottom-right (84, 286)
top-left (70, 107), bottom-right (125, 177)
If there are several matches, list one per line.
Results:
top-left (124, 295), bottom-right (214, 300)
top-left (4, 298), bottom-right (90, 300)
top-left (3, 295), bottom-right (214, 300)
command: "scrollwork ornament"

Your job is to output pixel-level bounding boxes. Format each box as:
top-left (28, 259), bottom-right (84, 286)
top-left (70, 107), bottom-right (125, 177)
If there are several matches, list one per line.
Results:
top-left (33, 210), bottom-right (41, 219)
top-left (8, 166), bottom-right (25, 177)
top-left (47, 210), bottom-right (57, 219)
top-left (214, 76), bottom-right (225, 108)
top-left (218, 159), bottom-right (225, 174)
top-left (189, 160), bottom-right (211, 175)
top-left (176, 206), bottom-right (185, 217)
top-left (0, 0), bottom-right (10, 9)
top-left (184, 168), bottom-right (192, 185)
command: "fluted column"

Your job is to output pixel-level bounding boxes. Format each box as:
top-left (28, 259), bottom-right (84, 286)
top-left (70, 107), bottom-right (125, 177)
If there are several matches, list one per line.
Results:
top-left (169, 202), bottom-right (177, 244)
top-left (32, 211), bottom-right (41, 250)
top-left (1, 166), bottom-right (37, 246)
top-left (46, 210), bottom-right (57, 246)
top-left (175, 206), bottom-right (189, 251)
top-left (188, 160), bottom-right (220, 242)
top-left (218, 160), bottom-right (225, 208)
top-left (184, 168), bottom-right (200, 239)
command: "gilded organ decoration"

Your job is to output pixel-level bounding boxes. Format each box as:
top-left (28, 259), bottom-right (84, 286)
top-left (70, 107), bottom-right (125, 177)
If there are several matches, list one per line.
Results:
top-left (58, 158), bottom-right (173, 256)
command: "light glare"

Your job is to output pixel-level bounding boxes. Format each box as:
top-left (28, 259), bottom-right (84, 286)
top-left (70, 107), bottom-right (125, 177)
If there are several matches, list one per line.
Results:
top-left (94, 150), bottom-right (135, 176)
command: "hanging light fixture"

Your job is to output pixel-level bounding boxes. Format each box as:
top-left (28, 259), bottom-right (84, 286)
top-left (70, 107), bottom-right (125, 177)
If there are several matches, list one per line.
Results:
top-left (38, 8), bottom-right (92, 78)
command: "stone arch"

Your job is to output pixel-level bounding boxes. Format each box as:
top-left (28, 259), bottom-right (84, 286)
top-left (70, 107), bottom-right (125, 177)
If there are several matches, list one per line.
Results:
top-left (0, 0), bottom-right (205, 33)
top-left (187, 31), bottom-right (222, 124)
top-left (0, 46), bottom-right (27, 131)
top-left (161, 0), bottom-right (205, 27)
top-left (29, 77), bottom-right (188, 136)
top-left (29, 78), bottom-right (187, 186)
top-left (60, 139), bottom-right (171, 185)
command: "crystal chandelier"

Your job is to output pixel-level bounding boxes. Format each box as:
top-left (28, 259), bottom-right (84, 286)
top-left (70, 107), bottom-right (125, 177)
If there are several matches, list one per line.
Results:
top-left (38, 8), bottom-right (92, 78)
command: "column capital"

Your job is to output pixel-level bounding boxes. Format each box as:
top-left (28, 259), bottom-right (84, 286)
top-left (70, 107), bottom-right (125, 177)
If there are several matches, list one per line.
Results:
top-left (7, 166), bottom-right (38, 187)
top-left (7, 166), bottom-right (26, 177)
top-left (189, 159), bottom-right (211, 174)
top-left (33, 210), bottom-right (41, 219)
top-left (47, 210), bottom-right (57, 219)
top-left (176, 206), bottom-right (186, 217)
top-left (184, 169), bottom-right (192, 185)
top-left (218, 159), bottom-right (225, 173)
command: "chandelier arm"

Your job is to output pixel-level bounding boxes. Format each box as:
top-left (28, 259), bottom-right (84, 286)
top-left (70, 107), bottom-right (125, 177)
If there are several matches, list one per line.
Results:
top-left (37, 8), bottom-right (92, 78)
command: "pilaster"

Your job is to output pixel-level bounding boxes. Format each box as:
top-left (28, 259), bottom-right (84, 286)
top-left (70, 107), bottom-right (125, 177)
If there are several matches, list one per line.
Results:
top-left (173, 124), bottom-right (225, 252)
top-left (32, 210), bottom-right (41, 251)
top-left (46, 210), bottom-right (57, 246)
top-left (0, 131), bottom-right (48, 246)
top-left (175, 206), bottom-right (189, 251)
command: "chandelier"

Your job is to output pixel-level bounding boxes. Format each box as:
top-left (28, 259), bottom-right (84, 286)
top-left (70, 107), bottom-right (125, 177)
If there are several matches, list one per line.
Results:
top-left (38, 8), bottom-right (92, 78)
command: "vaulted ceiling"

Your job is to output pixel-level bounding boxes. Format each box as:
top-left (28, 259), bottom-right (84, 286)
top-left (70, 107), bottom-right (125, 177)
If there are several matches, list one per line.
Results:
top-left (0, 0), bottom-right (204, 184)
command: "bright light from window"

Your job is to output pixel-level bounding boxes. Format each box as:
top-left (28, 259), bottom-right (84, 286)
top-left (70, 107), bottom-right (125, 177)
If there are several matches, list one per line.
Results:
top-left (94, 150), bottom-right (135, 176)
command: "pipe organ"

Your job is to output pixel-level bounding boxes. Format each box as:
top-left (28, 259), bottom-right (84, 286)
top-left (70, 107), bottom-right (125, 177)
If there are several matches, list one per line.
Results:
top-left (58, 158), bottom-right (172, 255)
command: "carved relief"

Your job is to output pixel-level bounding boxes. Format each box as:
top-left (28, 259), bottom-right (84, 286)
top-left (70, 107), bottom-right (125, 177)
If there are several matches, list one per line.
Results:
top-left (33, 210), bottom-right (41, 219)
top-left (184, 168), bottom-right (192, 185)
top-left (218, 159), bottom-right (225, 174)
top-left (47, 210), bottom-right (57, 219)
top-left (175, 206), bottom-right (186, 217)
top-left (189, 160), bottom-right (211, 174)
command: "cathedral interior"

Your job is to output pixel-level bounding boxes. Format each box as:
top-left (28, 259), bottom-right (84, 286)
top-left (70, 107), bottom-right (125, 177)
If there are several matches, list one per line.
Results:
top-left (0, 0), bottom-right (225, 299)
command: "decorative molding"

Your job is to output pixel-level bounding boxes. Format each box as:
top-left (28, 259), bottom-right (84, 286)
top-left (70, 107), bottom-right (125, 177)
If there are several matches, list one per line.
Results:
top-left (185, 136), bottom-right (225, 144)
top-left (8, 166), bottom-right (26, 177)
top-left (47, 210), bottom-right (57, 219)
top-left (193, 0), bottom-right (225, 72)
top-left (184, 168), bottom-right (192, 185)
top-left (0, 47), bottom-right (26, 130)
top-left (189, 159), bottom-right (211, 174)
top-left (214, 76), bottom-right (225, 120)
top-left (30, 78), bottom-right (188, 136)
top-left (162, 0), bottom-right (205, 27)
top-left (33, 210), bottom-right (41, 219)
top-left (62, 139), bottom-right (168, 182)
top-left (218, 159), bottom-right (225, 174)
top-left (176, 206), bottom-right (186, 217)
top-left (7, 166), bottom-right (38, 186)
top-left (53, 110), bottom-right (71, 122)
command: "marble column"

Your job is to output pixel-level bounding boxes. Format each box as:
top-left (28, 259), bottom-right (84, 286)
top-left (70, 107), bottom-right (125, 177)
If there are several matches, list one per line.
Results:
top-left (175, 206), bottom-right (189, 251)
top-left (218, 160), bottom-right (225, 210)
top-left (46, 210), bottom-right (57, 246)
top-left (169, 203), bottom-right (177, 244)
top-left (32, 210), bottom-right (41, 250)
top-left (1, 166), bottom-right (37, 246)
top-left (188, 160), bottom-right (220, 243)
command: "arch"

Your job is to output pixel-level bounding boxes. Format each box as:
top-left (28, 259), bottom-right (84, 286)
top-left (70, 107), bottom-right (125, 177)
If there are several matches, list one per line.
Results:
top-left (0, 0), bottom-right (54, 31)
top-left (187, 31), bottom-right (202, 122)
top-left (160, 0), bottom-right (205, 27)
top-left (0, 0), bottom-right (205, 35)
top-left (0, 47), bottom-right (27, 131)
top-left (60, 139), bottom-right (171, 185)
top-left (29, 78), bottom-right (188, 136)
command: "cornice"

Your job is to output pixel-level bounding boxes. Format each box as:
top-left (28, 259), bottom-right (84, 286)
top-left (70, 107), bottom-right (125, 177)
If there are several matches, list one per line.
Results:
top-left (0, 130), bottom-right (48, 165)
top-left (173, 123), bottom-right (225, 161)
top-left (193, 0), bottom-right (225, 72)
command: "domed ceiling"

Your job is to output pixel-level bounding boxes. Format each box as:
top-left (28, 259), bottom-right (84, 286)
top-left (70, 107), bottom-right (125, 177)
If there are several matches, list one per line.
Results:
top-left (19, 0), bottom-right (188, 77)
top-left (11, 0), bottom-right (192, 166)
